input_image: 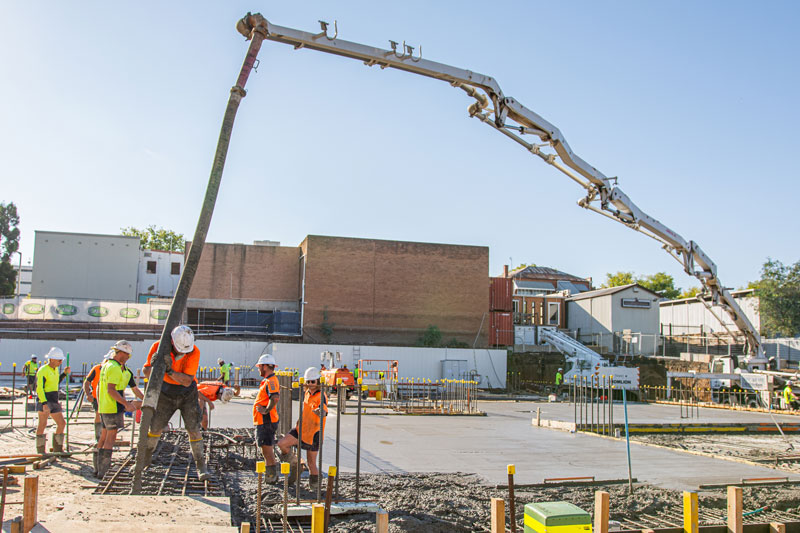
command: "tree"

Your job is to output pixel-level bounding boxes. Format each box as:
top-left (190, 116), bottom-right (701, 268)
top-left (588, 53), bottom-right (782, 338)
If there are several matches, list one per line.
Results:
top-left (638, 272), bottom-right (681, 300)
top-left (121, 226), bottom-right (185, 252)
top-left (602, 270), bottom-right (680, 299)
top-left (679, 286), bottom-right (702, 299)
top-left (417, 325), bottom-right (442, 347)
top-left (0, 202), bottom-right (20, 296)
top-left (602, 271), bottom-right (634, 288)
top-left (753, 258), bottom-right (800, 337)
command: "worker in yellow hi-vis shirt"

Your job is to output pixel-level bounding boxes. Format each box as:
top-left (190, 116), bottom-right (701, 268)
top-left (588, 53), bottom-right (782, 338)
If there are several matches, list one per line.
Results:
top-left (35, 347), bottom-right (70, 454)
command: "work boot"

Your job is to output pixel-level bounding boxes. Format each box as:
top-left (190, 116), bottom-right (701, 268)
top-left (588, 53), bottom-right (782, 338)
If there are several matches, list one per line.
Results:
top-left (308, 474), bottom-right (319, 492)
top-left (52, 433), bottom-right (65, 453)
top-left (97, 449), bottom-right (112, 479)
top-left (92, 451), bottom-right (99, 477)
top-left (265, 464), bottom-right (278, 483)
top-left (287, 455), bottom-right (299, 485)
top-left (189, 439), bottom-right (210, 482)
top-left (35, 434), bottom-right (46, 455)
top-left (94, 422), bottom-right (103, 442)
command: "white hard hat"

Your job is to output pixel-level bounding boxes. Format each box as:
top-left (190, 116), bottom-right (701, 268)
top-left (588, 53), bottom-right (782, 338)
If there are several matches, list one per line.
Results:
top-left (558, 368), bottom-right (563, 371)
top-left (46, 347), bottom-right (65, 360)
top-left (30, 354), bottom-right (37, 360)
top-left (304, 366), bottom-right (321, 381)
top-left (220, 387), bottom-right (234, 403)
top-left (171, 325), bottom-right (195, 354)
top-left (111, 340), bottom-right (133, 354)
top-left (256, 354), bottom-right (276, 366)
top-left (217, 358), bottom-right (224, 364)
top-left (103, 350), bottom-right (114, 360)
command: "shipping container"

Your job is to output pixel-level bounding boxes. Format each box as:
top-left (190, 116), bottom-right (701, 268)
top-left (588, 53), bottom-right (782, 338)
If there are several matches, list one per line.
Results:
top-left (489, 311), bottom-right (514, 346)
top-left (489, 277), bottom-right (513, 312)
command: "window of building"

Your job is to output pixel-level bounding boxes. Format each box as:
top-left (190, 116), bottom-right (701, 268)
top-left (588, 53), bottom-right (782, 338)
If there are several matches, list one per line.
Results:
top-left (171, 262), bottom-right (181, 275)
top-left (512, 300), bottom-right (519, 313)
top-left (547, 302), bottom-right (560, 326)
top-left (146, 261), bottom-right (157, 274)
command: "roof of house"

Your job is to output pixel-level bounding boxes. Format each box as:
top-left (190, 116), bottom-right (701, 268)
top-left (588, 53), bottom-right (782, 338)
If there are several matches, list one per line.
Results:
top-left (509, 266), bottom-right (589, 283)
top-left (566, 283), bottom-right (662, 302)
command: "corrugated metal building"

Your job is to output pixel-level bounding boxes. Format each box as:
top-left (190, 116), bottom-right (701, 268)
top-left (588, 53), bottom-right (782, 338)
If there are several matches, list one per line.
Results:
top-left (659, 289), bottom-right (759, 336)
top-left (566, 284), bottom-right (661, 354)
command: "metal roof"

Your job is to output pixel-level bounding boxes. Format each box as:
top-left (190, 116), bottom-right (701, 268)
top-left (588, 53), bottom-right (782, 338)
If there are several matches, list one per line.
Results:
top-left (556, 280), bottom-right (590, 294)
top-left (510, 266), bottom-right (588, 283)
top-left (566, 283), bottom-right (662, 302)
top-left (514, 280), bottom-right (556, 291)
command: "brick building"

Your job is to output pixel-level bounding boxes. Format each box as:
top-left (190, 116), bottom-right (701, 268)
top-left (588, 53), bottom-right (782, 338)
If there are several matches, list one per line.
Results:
top-left (187, 235), bottom-right (489, 346)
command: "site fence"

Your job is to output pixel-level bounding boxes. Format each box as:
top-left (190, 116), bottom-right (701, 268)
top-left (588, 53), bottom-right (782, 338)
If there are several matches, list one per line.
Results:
top-left (381, 378), bottom-right (480, 415)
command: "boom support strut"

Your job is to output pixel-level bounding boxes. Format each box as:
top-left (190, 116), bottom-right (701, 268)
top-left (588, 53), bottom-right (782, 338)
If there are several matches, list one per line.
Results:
top-left (235, 13), bottom-right (764, 361)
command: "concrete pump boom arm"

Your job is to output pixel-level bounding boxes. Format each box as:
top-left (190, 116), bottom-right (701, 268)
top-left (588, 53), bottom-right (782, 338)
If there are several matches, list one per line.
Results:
top-left (236, 13), bottom-right (764, 361)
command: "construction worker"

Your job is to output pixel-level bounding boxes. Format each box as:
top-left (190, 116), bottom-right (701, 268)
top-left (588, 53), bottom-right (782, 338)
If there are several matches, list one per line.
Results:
top-left (218, 358), bottom-right (232, 386)
top-left (555, 368), bottom-right (564, 396)
top-left (197, 381), bottom-right (234, 430)
top-left (252, 354), bottom-right (280, 482)
top-left (784, 381), bottom-right (799, 410)
top-left (277, 366), bottom-right (328, 491)
top-left (142, 325), bottom-right (208, 480)
top-left (22, 355), bottom-right (39, 396)
top-left (96, 341), bottom-right (143, 478)
top-left (35, 347), bottom-right (70, 454)
top-left (353, 364), bottom-right (359, 380)
top-left (83, 351), bottom-right (114, 444)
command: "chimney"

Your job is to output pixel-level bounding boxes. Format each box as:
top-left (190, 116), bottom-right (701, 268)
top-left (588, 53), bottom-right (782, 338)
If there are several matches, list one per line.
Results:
top-left (503, 265), bottom-right (509, 278)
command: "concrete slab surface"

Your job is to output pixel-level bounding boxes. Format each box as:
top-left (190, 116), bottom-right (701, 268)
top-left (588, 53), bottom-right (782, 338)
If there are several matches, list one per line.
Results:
top-left (209, 397), bottom-right (800, 491)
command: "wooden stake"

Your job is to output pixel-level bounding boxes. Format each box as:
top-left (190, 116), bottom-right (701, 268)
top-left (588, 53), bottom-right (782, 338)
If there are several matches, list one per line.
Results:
top-left (727, 486), bottom-right (743, 533)
top-left (491, 497), bottom-right (505, 533)
top-left (324, 466), bottom-right (336, 531)
top-left (594, 491), bottom-right (609, 533)
top-left (10, 517), bottom-right (22, 533)
top-left (241, 523), bottom-right (251, 533)
top-left (23, 474), bottom-right (37, 533)
top-left (683, 491), bottom-right (698, 533)
top-left (770, 523), bottom-right (786, 533)
top-left (311, 503), bottom-right (325, 533)
top-left (376, 510), bottom-right (389, 533)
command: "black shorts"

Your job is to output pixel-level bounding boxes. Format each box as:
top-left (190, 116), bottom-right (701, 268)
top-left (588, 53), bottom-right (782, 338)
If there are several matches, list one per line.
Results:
top-left (36, 400), bottom-right (62, 413)
top-left (150, 387), bottom-right (201, 434)
top-left (288, 428), bottom-right (320, 452)
top-left (26, 376), bottom-right (36, 387)
top-left (256, 421), bottom-right (278, 446)
top-left (100, 412), bottom-right (125, 430)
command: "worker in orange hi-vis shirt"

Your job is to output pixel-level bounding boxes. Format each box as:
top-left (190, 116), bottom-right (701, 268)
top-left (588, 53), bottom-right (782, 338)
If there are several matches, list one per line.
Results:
top-left (141, 325), bottom-right (208, 481)
top-left (197, 381), bottom-right (234, 430)
top-left (277, 366), bottom-right (328, 492)
top-left (252, 354), bottom-right (280, 482)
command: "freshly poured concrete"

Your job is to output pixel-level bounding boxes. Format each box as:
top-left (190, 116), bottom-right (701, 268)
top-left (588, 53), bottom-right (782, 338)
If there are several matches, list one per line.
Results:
top-left (203, 397), bottom-right (800, 491)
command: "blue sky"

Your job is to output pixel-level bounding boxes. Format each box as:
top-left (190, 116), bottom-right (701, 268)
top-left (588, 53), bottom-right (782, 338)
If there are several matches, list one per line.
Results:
top-left (1, 2), bottom-right (797, 291)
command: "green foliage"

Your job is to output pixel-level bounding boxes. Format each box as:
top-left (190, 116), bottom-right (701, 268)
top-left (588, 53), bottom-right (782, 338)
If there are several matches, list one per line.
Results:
top-left (679, 287), bottom-right (702, 299)
top-left (602, 270), bottom-right (680, 299)
top-left (121, 225), bottom-right (185, 252)
top-left (513, 263), bottom-right (537, 271)
top-left (417, 325), bottom-right (442, 347)
top-left (320, 306), bottom-right (335, 343)
top-left (638, 272), bottom-right (681, 299)
top-left (753, 258), bottom-right (800, 337)
top-left (443, 338), bottom-right (469, 348)
top-left (0, 202), bottom-right (20, 296)
top-left (602, 271), bottom-right (635, 288)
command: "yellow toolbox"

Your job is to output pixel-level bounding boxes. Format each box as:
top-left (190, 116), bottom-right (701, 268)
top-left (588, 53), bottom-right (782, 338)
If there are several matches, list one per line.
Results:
top-left (524, 502), bottom-right (592, 533)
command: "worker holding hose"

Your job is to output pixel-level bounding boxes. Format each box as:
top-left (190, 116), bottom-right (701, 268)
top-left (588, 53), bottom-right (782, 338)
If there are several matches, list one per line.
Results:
top-left (142, 325), bottom-right (209, 481)
top-left (277, 366), bottom-right (328, 491)
top-left (34, 347), bottom-right (70, 454)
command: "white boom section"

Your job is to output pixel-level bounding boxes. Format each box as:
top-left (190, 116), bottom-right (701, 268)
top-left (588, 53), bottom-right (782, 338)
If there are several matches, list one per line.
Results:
top-left (539, 328), bottom-right (639, 390)
top-left (236, 14), bottom-right (764, 363)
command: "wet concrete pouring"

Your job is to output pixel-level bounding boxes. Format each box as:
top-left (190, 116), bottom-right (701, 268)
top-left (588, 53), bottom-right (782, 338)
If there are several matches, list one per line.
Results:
top-left (102, 429), bottom-right (800, 531)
